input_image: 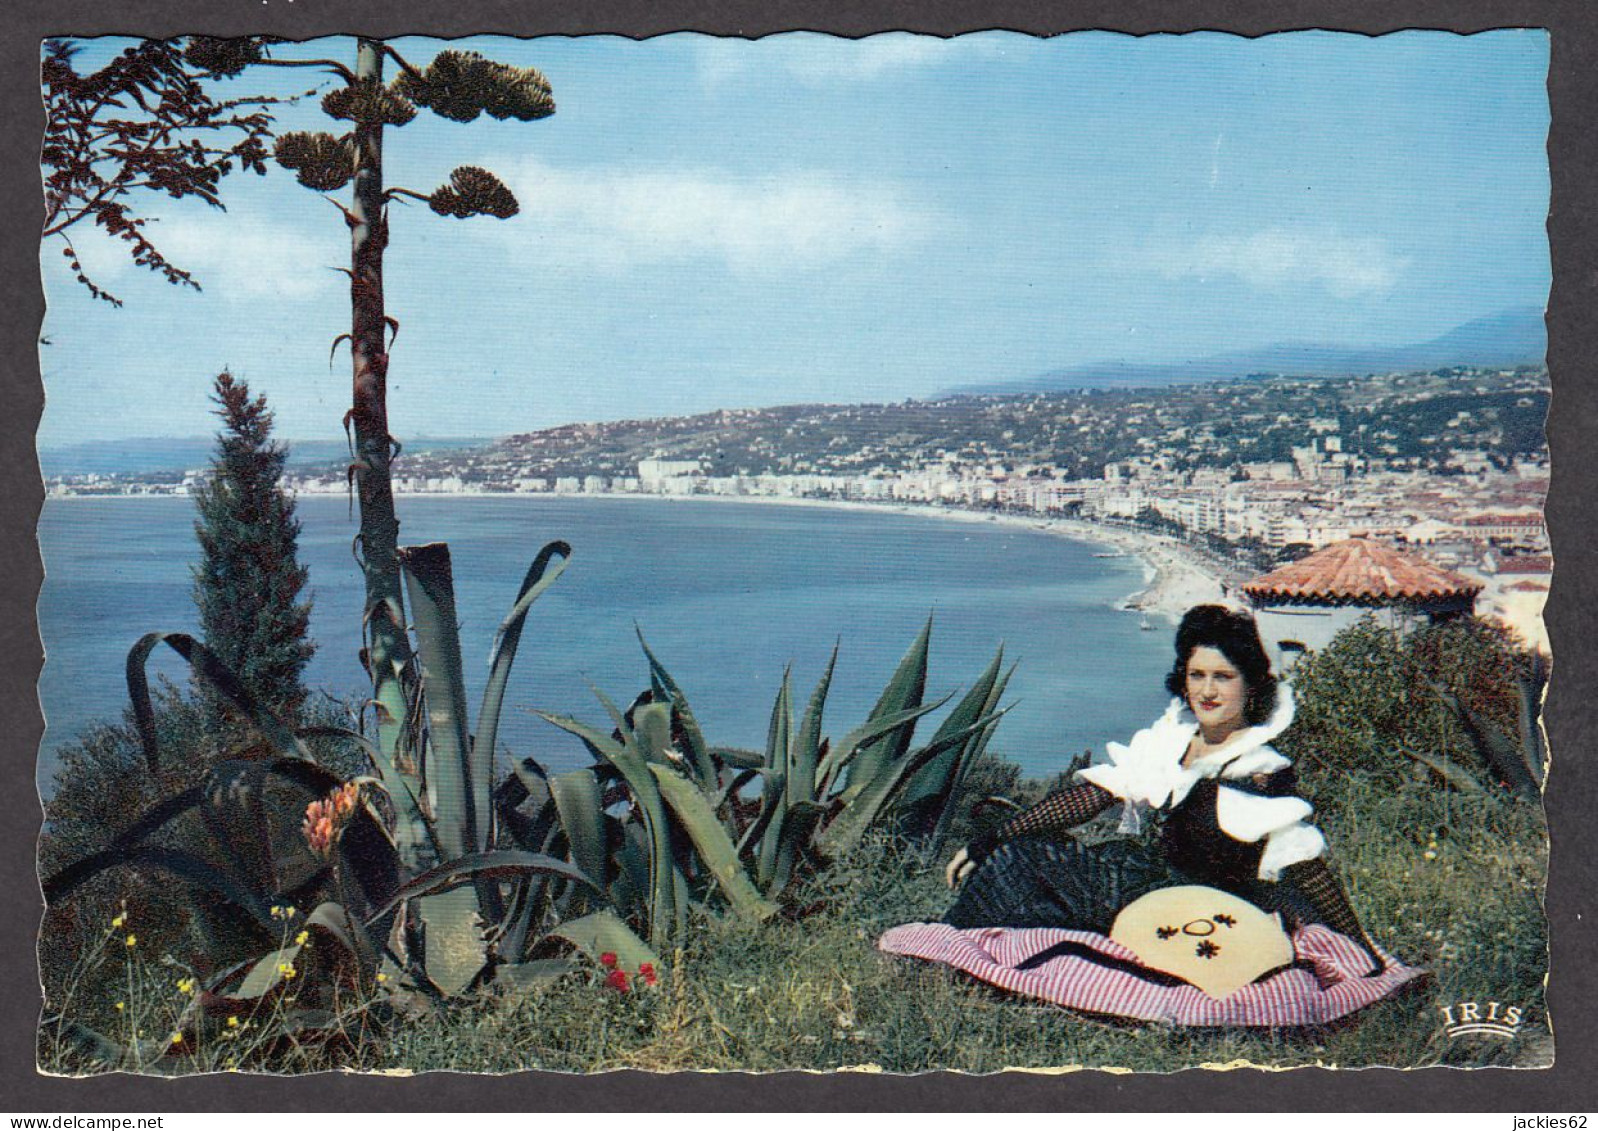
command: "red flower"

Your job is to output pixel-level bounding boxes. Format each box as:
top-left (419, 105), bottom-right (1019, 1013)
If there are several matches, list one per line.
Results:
top-left (604, 968), bottom-right (629, 992)
top-left (302, 782), bottom-right (362, 859)
top-left (639, 962), bottom-right (658, 986)
top-left (599, 951), bottom-right (618, 969)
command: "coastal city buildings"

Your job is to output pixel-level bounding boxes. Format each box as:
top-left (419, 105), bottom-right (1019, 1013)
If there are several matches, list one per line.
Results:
top-left (46, 365), bottom-right (1550, 650)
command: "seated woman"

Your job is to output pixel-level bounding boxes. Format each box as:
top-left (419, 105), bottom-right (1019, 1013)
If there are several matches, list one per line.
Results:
top-left (942, 604), bottom-right (1385, 977)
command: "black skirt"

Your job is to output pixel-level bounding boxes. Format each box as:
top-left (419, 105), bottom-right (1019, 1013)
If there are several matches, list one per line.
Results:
top-left (944, 836), bottom-right (1321, 933)
top-left (944, 838), bottom-right (1184, 932)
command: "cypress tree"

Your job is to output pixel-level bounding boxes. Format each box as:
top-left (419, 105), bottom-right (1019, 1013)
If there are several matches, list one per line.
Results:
top-left (191, 370), bottom-right (315, 721)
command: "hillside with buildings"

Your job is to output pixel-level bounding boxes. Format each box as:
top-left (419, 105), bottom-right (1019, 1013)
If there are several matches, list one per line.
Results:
top-left (51, 364), bottom-right (1551, 647)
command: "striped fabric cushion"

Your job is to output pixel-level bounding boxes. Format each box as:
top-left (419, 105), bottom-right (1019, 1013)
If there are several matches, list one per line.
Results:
top-left (878, 921), bottom-right (1427, 1027)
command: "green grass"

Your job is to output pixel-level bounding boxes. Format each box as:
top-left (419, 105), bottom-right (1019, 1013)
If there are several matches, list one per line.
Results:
top-left (40, 771), bottom-right (1550, 1076)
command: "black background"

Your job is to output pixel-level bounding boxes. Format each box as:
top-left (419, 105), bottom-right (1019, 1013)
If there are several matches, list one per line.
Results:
top-left (6, 0), bottom-right (1593, 1112)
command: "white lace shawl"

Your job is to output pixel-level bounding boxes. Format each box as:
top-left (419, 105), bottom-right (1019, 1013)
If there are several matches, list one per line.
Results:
top-left (1073, 685), bottom-right (1326, 880)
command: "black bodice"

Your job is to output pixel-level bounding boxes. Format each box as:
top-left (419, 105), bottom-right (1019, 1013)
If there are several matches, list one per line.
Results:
top-left (1156, 766), bottom-right (1300, 899)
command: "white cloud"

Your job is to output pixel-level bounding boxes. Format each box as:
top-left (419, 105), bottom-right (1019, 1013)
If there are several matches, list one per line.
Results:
top-left (51, 206), bottom-right (344, 303)
top-left (496, 158), bottom-right (938, 275)
top-left (694, 31), bottom-right (1004, 89)
top-left (1146, 227), bottom-right (1408, 298)
top-left (156, 209), bottom-right (344, 300)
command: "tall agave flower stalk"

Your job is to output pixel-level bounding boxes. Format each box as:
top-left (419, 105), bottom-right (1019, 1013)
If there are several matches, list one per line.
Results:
top-left (184, 36), bottom-right (555, 763)
top-left (347, 38), bottom-right (410, 762)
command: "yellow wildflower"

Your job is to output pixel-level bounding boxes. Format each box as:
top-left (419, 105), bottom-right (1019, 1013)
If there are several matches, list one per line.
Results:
top-left (227, 1016), bottom-right (240, 1028)
top-left (375, 972), bottom-right (388, 983)
top-left (294, 930), bottom-right (309, 946)
top-left (114, 1001), bottom-right (125, 1012)
top-left (169, 1032), bottom-right (183, 1046)
top-left (125, 934), bottom-right (137, 948)
top-left (111, 912), bottom-right (128, 928)
top-left (277, 962), bottom-right (297, 980)
top-left (176, 977), bottom-right (195, 995)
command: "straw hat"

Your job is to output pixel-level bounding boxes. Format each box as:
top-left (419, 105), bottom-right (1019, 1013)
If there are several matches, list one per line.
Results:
top-left (1110, 885), bottom-right (1294, 1000)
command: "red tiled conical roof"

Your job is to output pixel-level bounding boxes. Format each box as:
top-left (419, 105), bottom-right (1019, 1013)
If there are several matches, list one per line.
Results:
top-left (1242, 538), bottom-right (1483, 605)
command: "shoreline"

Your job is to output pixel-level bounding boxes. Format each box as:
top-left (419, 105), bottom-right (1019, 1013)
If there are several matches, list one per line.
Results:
top-left (44, 489), bottom-right (1234, 625)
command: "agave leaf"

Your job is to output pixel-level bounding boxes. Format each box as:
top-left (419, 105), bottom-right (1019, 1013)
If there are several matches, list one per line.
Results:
top-left (587, 680), bottom-right (630, 734)
top-left (765, 667), bottom-right (793, 771)
top-left (814, 695), bottom-right (953, 797)
top-left (898, 647), bottom-right (1007, 833)
top-left (788, 643), bottom-right (838, 809)
top-left (714, 767), bottom-right (761, 837)
top-left (415, 888), bottom-right (486, 998)
top-left (738, 768), bottom-right (785, 862)
top-left (1431, 684), bottom-right (1540, 798)
top-left (497, 771), bottom-right (558, 856)
top-left (768, 799), bottom-right (827, 899)
top-left (536, 711), bottom-right (627, 762)
top-left (549, 769), bottom-right (608, 900)
top-left (398, 542), bottom-right (479, 859)
top-left (633, 701), bottom-right (676, 767)
top-left (539, 709), bottom-right (678, 948)
top-left (756, 672), bottom-right (794, 887)
top-left (1400, 747), bottom-right (1490, 795)
top-left (847, 616), bottom-right (931, 789)
top-left (304, 900), bottom-right (377, 972)
top-left (475, 540), bottom-right (571, 810)
top-left (126, 632), bottom-right (310, 769)
top-left (380, 849), bottom-right (598, 998)
top-left (42, 786), bottom-right (208, 905)
top-left (58, 844), bottom-right (275, 929)
top-left (815, 709), bottom-right (1010, 861)
top-left (612, 822), bottom-right (650, 917)
top-left (710, 746), bottom-right (766, 770)
top-left (549, 909), bottom-right (660, 974)
top-left (497, 957), bottom-right (581, 991)
top-left (367, 849), bottom-right (599, 921)
top-left (235, 942), bottom-right (304, 999)
top-left (47, 1020), bottom-right (127, 1071)
top-left (1516, 665), bottom-right (1548, 790)
top-left (496, 877), bottom-right (547, 965)
top-left (930, 662), bottom-right (1016, 847)
top-left (649, 764), bottom-right (778, 921)
top-left (636, 629), bottom-right (717, 789)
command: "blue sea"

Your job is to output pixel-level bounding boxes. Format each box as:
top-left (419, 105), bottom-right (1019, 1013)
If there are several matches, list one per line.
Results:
top-left (36, 496), bottom-right (1175, 793)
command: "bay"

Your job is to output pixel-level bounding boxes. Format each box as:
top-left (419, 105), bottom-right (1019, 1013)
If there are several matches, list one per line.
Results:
top-left (35, 495), bottom-right (1175, 793)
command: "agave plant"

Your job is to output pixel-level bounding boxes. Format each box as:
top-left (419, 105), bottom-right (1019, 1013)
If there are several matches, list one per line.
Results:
top-left (1415, 650), bottom-right (1548, 801)
top-left (528, 619), bottom-right (1012, 946)
top-left (42, 536), bottom-right (652, 1045)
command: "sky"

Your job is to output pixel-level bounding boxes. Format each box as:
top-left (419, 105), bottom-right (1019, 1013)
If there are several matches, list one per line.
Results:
top-left (38, 31), bottom-right (1551, 447)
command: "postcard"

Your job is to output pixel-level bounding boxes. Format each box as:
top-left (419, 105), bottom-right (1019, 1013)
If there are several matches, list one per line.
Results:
top-left (34, 29), bottom-right (1553, 1079)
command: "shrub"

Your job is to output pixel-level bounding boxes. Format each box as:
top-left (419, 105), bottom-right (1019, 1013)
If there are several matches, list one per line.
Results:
top-left (38, 685), bottom-right (369, 1011)
top-left (1279, 614), bottom-right (1543, 800)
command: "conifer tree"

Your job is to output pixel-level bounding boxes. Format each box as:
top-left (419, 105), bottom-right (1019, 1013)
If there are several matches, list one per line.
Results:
top-left (191, 370), bottom-right (315, 721)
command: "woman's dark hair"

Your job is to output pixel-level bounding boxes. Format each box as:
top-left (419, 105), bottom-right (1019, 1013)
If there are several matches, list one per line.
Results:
top-left (1163, 604), bottom-right (1279, 725)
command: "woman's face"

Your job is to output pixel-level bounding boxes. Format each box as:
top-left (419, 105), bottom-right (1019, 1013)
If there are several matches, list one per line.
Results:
top-left (1184, 646), bottom-right (1248, 738)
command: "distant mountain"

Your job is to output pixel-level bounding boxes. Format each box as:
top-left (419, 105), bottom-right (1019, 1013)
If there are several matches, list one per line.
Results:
top-left (39, 436), bottom-right (492, 478)
top-left (939, 306), bottom-right (1546, 397)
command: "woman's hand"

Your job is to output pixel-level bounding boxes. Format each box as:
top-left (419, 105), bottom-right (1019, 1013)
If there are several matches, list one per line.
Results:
top-left (945, 846), bottom-right (976, 888)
